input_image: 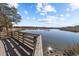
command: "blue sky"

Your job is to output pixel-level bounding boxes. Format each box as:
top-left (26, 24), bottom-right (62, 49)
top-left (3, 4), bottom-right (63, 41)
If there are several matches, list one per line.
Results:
top-left (10, 3), bottom-right (79, 27)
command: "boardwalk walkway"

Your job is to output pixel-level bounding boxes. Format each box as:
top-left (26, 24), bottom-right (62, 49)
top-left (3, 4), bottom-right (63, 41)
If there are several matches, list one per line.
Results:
top-left (0, 31), bottom-right (43, 56)
top-left (0, 37), bottom-right (34, 56)
top-left (0, 40), bottom-right (6, 56)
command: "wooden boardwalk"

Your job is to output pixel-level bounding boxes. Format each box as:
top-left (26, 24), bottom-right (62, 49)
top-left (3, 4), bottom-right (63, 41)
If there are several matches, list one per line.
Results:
top-left (0, 31), bottom-right (43, 56)
top-left (0, 40), bottom-right (6, 56)
top-left (1, 37), bottom-right (33, 56)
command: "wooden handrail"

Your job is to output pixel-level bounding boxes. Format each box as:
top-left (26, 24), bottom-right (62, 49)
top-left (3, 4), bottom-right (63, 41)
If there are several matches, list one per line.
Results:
top-left (9, 31), bottom-right (43, 56)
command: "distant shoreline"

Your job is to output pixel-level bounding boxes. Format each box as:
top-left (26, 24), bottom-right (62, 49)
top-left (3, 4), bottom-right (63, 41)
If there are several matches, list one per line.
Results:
top-left (59, 27), bottom-right (79, 32)
top-left (13, 26), bottom-right (79, 32)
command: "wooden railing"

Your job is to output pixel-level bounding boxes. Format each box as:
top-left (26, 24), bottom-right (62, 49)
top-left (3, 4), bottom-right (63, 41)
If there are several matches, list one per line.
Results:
top-left (9, 31), bottom-right (43, 56)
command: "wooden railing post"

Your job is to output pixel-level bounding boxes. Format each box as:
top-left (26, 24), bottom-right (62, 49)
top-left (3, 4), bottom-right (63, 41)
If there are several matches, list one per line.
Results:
top-left (32, 36), bottom-right (37, 55)
top-left (10, 31), bottom-right (13, 37)
top-left (22, 33), bottom-right (24, 43)
top-left (17, 32), bottom-right (19, 40)
top-left (0, 32), bottom-right (1, 39)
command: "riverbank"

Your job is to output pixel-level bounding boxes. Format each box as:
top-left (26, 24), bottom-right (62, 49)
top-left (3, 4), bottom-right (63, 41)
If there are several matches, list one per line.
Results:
top-left (44, 44), bottom-right (79, 56)
top-left (59, 26), bottom-right (79, 32)
top-left (43, 47), bottom-right (64, 56)
top-left (60, 28), bottom-right (79, 32)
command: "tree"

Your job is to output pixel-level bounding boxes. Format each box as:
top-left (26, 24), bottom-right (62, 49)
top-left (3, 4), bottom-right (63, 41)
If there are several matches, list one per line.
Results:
top-left (0, 3), bottom-right (21, 36)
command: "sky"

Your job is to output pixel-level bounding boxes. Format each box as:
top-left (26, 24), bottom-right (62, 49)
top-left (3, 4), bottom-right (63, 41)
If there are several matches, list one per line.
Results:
top-left (10, 3), bottom-right (79, 27)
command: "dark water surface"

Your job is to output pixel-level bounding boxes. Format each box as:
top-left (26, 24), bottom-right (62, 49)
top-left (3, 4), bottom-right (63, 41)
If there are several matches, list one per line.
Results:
top-left (20, 29), bottom-right (79, 55)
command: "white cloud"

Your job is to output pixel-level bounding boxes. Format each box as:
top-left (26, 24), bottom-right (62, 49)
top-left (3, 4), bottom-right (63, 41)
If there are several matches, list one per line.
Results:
top-left (60, 17), bottom-right (65, 21)
top-left (60, 14), bottom-right (64, 17)
top-left (70, 3), bottom-right (79, 11)
top-left (40, 12), bottom-right (47, 16)
top-left (25, 17), bottom-right (36, 21)
top-left (36, 3), bottom-right (43, 12)
top-left (24, 10), bottom-right (28, 15)
top-left (26, 17), bottom-right (30, 20)
top-left (66, 14), bottom-right (70, 17)
top-left (44, 5), bottom-right (56, 12)
top-left (17, 11), bottom-right (20, 14)
top-left (37, 16), bottom-right (58, 27)
top-left (37, 3), bottom-right (43, 8)
top-left (36, 3), bottom-right (56, 16)
top-left (36, 15), bottom-right (67, 27)
top-left (60, 13), bottom-right (70, 17)
top-left (32, 18), bottom-right (36, 20)
top-left (66, 8), bottom-right (70, 11)
top-left (8, 3), bottom-right (19, 8)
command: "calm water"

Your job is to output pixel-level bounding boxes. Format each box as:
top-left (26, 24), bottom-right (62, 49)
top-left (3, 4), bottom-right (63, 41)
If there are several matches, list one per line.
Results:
top-left (21, 29), bottom-right (79, 55)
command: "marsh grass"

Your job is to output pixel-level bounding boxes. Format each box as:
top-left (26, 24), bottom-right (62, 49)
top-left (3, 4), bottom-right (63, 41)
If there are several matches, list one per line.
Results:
top-left (63, 43), bottom-right (79, 56)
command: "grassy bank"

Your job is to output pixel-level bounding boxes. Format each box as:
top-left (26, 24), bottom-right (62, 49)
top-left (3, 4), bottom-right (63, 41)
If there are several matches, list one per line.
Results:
top-left (63, 44), bottom-right (79, 56)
